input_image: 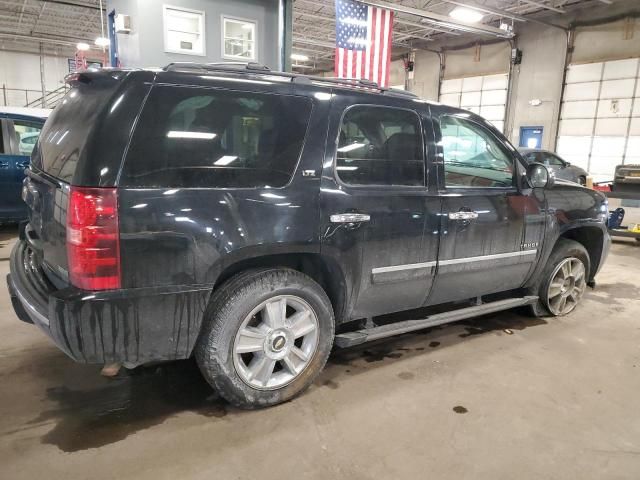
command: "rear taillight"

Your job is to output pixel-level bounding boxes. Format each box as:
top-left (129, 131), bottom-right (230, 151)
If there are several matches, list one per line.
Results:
top-left (67, 187), bottom-right (121, 290)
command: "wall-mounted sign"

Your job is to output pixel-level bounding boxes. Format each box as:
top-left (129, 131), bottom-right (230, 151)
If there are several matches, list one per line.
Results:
top-left (68, 58), bottom-right (104, 73)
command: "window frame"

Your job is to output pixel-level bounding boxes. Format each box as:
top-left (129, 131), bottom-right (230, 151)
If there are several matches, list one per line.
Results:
top-left (163, 4), bottom-right (206, 57)
top-left (438, 113), bottom-right (520, 192)
top-left (333, 104), bottom-right (427, 190)
top-left (221, 15), bottom-right (257, 61)
top-left (119, 84), bottom-right (314, 190)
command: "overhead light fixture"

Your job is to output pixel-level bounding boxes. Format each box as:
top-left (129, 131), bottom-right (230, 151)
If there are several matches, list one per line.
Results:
top-left (94, 36), bottom-right (110, 47)
top-left (76, 42), bottom-right (90, 51)
top-left (449, 7), bottom-right (484, 23)
top-left (291, 53), bottom-right (309, 62)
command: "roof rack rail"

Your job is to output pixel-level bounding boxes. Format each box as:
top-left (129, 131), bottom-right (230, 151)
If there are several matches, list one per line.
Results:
top-left (161, 62), bottom-right (419, 99)
top-left (163, 61), bottom-right (273, 73)
top-left (298, 75), bottom-right (418, 98)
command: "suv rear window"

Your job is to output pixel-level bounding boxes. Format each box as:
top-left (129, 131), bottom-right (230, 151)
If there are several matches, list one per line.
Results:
top-left (120, 86), bottom-right (312, 188)
top-left (35, 80), bottom-right (118, 182)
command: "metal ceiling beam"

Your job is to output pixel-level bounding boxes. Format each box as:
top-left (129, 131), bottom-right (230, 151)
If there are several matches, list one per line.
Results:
top-left (439, 0), bottom-right (528, 22)
top-left (518, 0), bottom-right (565, 14)
top-left (357, 0), bottom-right (514, 38)
top-left (0, 30), bottom-right (97, 48)
top-left (395, 18), bottom-right (461, 36)
top-left (295, 0), bottom-right (459, 35)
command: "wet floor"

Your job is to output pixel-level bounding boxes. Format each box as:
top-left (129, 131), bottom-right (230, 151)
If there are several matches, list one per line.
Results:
top-left (1, 230), bottom-right (639, 479)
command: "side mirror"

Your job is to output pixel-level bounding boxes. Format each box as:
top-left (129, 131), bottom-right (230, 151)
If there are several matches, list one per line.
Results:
top-left (526, 162), bottom-right (554, 189)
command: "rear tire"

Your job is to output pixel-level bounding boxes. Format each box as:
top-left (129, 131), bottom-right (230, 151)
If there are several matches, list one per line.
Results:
top-left (195, 268), bottom-right (334, 409)
top-left (527, 239), bottom-right (590, 317)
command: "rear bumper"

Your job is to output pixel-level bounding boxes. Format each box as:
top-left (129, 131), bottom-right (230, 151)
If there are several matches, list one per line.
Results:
top-left (8, 241), bottom-right (211, 365)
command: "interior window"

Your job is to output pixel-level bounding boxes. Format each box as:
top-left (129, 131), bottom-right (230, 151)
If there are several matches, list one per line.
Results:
top-left (440, 115), bottom-right (514, 188)
top-left (13, 120), bottom-right (43, 156)
top-left (336, 106), bottom-right (424, 187)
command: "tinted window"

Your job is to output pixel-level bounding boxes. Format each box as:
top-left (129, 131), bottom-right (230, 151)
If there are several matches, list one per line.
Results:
top-left (121, 86), bottom-right (312, 188)
top-left (14, 120), bottom-right (43, 156)
top-left (440, 116), bottom-right (514, 188)
top-left (0, 124), bottom-right (4, 154)
top-left (36, 80), bottom-right (119, 182)
top-left (336, 106), bottom-right (424, 187)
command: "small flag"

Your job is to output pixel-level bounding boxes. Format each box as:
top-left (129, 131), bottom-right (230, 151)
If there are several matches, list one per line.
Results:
top-left (335, 0), bottom-right (394, 87)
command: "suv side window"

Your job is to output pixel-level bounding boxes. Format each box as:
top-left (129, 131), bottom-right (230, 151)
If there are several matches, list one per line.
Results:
top-left (13, 120), bottom-right (43, 156)
top-left (440, 115), bottom-right (514, 188)
top-left (544, 153), bottom-right (564, 166)
top-left (121, 86), bottom-right (312, 188)
top-left (336, 106), bottom-right (424, 187)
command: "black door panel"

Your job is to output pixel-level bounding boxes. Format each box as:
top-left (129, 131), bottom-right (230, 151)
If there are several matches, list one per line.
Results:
top-left (320, 96), bottom-right (440, 321)
top-left (428, 108), bottom-right (545, 304)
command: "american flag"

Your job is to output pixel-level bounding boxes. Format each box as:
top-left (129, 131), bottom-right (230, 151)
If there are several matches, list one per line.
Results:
top-left (335, 0), bottom-right (394, 88)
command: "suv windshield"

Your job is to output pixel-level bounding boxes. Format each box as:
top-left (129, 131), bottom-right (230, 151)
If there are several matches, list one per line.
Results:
top-left (121, 86), bottom-right (313, 188)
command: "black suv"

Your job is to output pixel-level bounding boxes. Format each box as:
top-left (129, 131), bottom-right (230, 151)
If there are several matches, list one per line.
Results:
top-left (8, 63), bottom-right (610, 408)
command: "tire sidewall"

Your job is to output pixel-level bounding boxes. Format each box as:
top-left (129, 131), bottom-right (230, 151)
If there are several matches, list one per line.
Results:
top-left (539, 240), bottom-right (590, 316)
top-left (197, 269), bottom-right (334, 408)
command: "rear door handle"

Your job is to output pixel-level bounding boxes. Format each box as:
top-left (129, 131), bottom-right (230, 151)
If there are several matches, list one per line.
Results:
top-left (330, 213), bottom-right (370, 223)
top-left (448, 211), bottom-right (479, 220)
top-left (0, 161), bottom-right (9, 169)
top-left (17, 161), bottom-right (29, 169)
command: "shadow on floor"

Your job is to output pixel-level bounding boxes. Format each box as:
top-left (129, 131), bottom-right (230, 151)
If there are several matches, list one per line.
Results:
top-left (12, 308), bottom-right (547, 453)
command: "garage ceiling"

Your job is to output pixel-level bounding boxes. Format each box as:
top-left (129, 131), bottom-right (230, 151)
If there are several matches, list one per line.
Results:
top-left (292, 0), bottom-right (600, 71)
top-left (0, 0), bottom-right (103, 57)
top-left (0, 0), bottom-right (611, 65)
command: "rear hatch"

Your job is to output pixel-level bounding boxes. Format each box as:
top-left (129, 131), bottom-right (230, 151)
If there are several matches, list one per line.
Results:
top-left (23, 70), bottom-right (151, 287)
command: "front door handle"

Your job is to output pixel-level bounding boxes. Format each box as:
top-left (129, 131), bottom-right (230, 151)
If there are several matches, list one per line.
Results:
top-left (330, 213), bottom-right (370, 223)
top-left (17, 161), bottom-right (29, 169)
top-left (448, 211), bottom-right (479, 221)
top-left (0, 161), bottom-right (9, 169)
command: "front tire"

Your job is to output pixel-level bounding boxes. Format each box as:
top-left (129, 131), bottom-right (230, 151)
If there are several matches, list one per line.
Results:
top-left (528, 239), bottom-right (590, 317)
top-left (195, 268), bottom-right (334, 409)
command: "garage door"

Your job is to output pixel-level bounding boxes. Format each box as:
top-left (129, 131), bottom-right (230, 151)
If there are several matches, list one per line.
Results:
top-left (438, 73), bottom-right (509, 132)
top-left (557, 58), bottom-right (640, 181)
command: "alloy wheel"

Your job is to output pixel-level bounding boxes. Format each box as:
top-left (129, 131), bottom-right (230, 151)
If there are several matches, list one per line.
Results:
top-left (232, 295), bottom-right (319, 390)
top-left (546, 257), bottom-right (587, 315)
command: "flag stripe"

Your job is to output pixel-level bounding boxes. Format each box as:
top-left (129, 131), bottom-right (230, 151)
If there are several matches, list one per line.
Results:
top-left (381, 10), bottom-right (391, 87)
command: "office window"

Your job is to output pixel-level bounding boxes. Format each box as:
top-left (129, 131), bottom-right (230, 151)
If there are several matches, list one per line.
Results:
top-left (164, 5), bottom-right (205, 56)
top-left (223, 17), bottom-right (256, 60)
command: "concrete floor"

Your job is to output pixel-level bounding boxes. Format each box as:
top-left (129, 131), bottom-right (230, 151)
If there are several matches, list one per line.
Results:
top-left (1, 228), bottom-right (639, 480)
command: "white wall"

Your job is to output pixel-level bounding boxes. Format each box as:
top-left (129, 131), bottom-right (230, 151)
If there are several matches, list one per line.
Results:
top-left (0, 51), bottom-right (70, 106)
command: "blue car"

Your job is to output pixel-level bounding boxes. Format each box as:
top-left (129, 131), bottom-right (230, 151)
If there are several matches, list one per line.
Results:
top-left (0, 107), bottom-right (50, 222)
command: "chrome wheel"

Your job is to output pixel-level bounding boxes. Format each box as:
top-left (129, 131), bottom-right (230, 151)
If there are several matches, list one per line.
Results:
top-left (233, 295), bottom-right (319, 390)
top-left (546, 257), bottom-right (586, 316)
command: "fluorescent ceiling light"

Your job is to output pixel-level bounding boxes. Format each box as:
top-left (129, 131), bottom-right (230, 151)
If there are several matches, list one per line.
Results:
top-left (95, 36), bottom-right (110, 47)
top-left (337, 142), bottom-right (365, 153)
top-left (76, 42), bottom-right (90, 51)
top-left (214, 155), bottom-right (238, 166)
top-left (449, 7), bottom-right (484, 23)
top-left (291, 53), bottom-right (309, 62)
top-left (167, 131), bottom-right (217, 140)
